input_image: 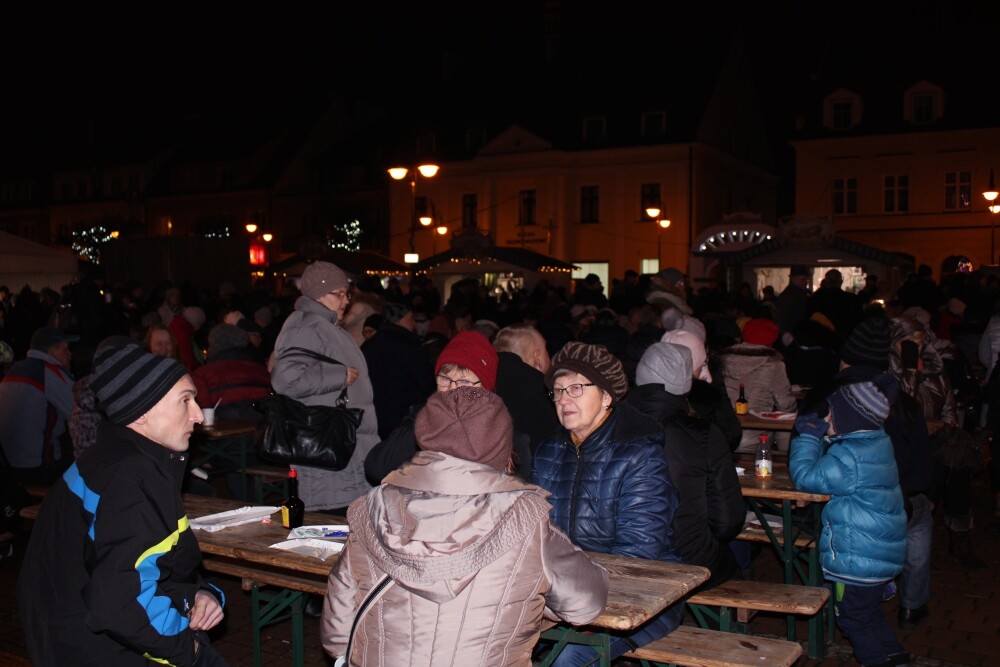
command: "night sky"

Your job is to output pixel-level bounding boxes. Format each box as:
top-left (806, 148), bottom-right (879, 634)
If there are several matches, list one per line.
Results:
top-left (2, 1), bottom-right (998, 168)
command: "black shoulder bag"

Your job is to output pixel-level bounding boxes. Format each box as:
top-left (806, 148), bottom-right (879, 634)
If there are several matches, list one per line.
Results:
top-left (255, 347), bottom-right (364, 471)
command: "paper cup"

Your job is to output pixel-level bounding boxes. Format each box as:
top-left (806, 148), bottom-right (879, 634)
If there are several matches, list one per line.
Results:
top-left (202, 407), bottom-right (216, 426)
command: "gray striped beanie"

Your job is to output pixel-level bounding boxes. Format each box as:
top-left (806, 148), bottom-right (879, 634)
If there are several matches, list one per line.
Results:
top-left (91, 343), bottom-right (188, 425)
top-left (839, 316), bottom-right (891, 371)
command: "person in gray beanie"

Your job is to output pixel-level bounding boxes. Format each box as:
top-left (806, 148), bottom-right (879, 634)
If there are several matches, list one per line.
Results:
top-left (628, 343), bottom-right (746, 589)
top-left (791, 374), bottom-right (908, 667)
top-left (533, 341), bottom-right (686, 665)
top-left (18, 342), bottom-right (232, 666)
top-left (321, 386), bottom-right (608, 666)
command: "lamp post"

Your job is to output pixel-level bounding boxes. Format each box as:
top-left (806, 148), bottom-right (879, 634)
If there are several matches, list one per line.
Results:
top-left (645, 206), bottom-right (672, 270)
top-left (388, 163), bottom-right (439, 258)
top-left (984, 168), bottom-right (999, 265)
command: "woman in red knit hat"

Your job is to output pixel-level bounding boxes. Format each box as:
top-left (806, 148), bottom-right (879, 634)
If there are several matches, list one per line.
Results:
top-left (363, 331), bottom-right (534, 482)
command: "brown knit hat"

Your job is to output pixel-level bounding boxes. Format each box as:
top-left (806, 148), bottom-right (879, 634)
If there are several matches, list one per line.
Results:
top-left (546, 341), bottom-right (629, 401)
top-left (299, 261), bottom-right (349, 300)
top-left (414, 386), bottom-right (513, 471)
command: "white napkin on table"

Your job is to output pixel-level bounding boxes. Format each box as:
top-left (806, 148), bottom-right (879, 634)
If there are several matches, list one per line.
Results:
top-left (189, 506), bottom-right (279, 532)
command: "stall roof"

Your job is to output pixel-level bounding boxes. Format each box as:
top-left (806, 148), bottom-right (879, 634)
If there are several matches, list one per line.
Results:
top-left (717, 236), bottom-right (903, 267)
top-left (414, 246), bottom-right (578, 273)
top-left (270, 249), bottom-right (411, 277)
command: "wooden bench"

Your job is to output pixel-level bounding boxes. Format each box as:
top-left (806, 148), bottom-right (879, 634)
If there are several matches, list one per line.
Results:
top-left (24, 484), bottom-right (50, 500)
top-left (244, 465), bottom-right (289, 503)
top-left (622, 625), bottom-right (802, 667)
top-left (202, 558), bottom-right (326, 667)
top-left (688, 579), bottom-right (828, 627)
top-left (736, 525), bottom-right (816, 548)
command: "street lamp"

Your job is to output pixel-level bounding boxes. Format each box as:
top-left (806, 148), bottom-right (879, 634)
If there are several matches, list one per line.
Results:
top-left (983, 168), bottom-right (999, 264)
top-left (645, 206), bottom-right (672, 270)
top-left (388, 163), bottom-right (440, 255)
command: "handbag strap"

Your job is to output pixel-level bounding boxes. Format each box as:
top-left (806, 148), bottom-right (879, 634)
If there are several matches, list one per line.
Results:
top-left (281, 346), bottom-right (344, 366)
top-left (344, 575), bottom-right (393, 662)
top-left (280, 346), bottom-right (351, 404)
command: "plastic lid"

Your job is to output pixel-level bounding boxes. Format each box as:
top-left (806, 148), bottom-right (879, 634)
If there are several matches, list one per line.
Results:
top-left (289, 467), bottom-right (298, 478)
top-left (759, 433), bottom-right (769, 442)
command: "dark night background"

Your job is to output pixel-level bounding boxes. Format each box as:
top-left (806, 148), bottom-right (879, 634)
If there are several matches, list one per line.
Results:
top-left (2, 0), bottom-right (999, 197)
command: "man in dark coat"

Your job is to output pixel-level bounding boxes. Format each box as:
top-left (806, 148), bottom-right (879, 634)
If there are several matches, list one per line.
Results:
top-left (776, 264), bottom-right (811, 336)
top-left (806, 269), bottom-right (864, 338)
top-left (361, 302), bottom-right (436, 438)
top-left (493, 323), bottom-right (560, 452)
top-left (18, 343), bottom-right (229, 666)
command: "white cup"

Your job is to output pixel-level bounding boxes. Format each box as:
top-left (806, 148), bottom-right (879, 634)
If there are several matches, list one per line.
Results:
top-left (202, 407), bottom-right (216, 426)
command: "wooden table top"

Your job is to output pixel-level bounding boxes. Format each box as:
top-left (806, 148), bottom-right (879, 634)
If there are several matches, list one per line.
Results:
top-left (193, 418), bottom-right (261, 440)
top-left (738, 413), bottom-right (797, 431)
top-left (738, 468), bottom-right (829, 504)
top-left (182, 495), bottom-right (708, 632)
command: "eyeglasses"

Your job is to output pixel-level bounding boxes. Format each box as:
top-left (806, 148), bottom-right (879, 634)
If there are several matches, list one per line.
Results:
top-left (436, 374), bottom-right (481, 389)
top-left (330, 290), bottom-right (352, 301)
top-left (548, 383), bottom-right (595, 401)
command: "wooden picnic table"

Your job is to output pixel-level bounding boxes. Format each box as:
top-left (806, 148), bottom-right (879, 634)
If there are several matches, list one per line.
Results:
top-left (183, 495), bottom-right (709, 667)
top-left (737, 412), bottom-right (797, 431)
top-left (737, 467), bottom-right (831, 658)
top-left (190, 419), bottom-right (262, 498)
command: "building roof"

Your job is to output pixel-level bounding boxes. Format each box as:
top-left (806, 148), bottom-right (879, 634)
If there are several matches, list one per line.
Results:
top-left (270, 249), bottom-right (411, 277)
top-left (414, 245), bottom-right (578, 274)
top-left (718, 235), bottom-right (903, 267)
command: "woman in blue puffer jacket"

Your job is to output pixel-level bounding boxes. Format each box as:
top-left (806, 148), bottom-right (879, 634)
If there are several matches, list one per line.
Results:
top-left (791, 374), bottom-right (908, 667)
top-left (532, 341), bottom-right (684, 667)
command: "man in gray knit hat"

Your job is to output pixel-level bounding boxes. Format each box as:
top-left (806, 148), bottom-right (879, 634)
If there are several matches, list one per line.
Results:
top-left (18, 342), bottom-right (231, 666)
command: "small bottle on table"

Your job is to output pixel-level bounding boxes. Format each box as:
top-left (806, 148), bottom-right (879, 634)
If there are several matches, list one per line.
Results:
top-left (735, 383), bottom-right (749, 415)
top-left (755, 432), bottom-right (773, 478)
top-left (281, 468), bottom-right (305, 529)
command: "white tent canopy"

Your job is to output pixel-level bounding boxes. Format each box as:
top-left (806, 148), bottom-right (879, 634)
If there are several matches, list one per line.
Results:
top-left (0, 231), bottom-right (79, 293)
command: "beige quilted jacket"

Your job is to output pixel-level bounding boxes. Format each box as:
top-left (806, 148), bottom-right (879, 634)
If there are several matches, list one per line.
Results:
top-left (321, 450), bottom-right (608, 666)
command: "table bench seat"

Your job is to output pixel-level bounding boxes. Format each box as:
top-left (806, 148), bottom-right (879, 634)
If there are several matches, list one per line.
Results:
top-left (736, 525), bottom-right (816, 548)
top-left (688, 579), bottom-right (828, 624)
top-left (202, 558), bottom-right (328, 596)
top-left (622, 625), bottom-right (802, 667)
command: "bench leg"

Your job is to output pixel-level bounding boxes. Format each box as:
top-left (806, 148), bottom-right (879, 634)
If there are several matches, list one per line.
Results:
top-left (249, 583), bottom-right (308, 667)
top-left (537, 626), bottom-right (611, 666)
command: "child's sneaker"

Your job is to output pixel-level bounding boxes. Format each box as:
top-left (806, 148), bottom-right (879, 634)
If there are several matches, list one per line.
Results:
top-left (882, 580), bottom-right (897, 602)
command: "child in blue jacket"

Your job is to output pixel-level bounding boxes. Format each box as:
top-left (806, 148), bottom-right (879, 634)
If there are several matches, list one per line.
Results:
top-left (791, 374), bottom-right (908, 667)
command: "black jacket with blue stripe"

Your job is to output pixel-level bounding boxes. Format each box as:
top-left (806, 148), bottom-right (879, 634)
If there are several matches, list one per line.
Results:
top-left (18, 421), bottom-right (223, 666)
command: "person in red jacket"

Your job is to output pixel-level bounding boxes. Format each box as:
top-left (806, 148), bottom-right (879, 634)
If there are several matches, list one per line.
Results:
top-left (191, 323), bottom-right (272, 498)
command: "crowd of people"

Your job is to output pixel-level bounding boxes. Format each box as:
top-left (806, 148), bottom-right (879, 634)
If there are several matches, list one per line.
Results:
top-left (3, 258), bottom-right (1000, 666)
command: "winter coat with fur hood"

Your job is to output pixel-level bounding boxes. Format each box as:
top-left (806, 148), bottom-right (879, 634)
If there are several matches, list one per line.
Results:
top-left (719, 342), bottom-right (797, 451)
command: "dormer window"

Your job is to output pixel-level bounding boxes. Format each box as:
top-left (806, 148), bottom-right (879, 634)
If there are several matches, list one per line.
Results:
top-left (823, 88), bottom-right (863, 130)
top-left (903, 81), bottom-right (943, 125)
top-left (832, 101), bottom-right (853, 130)
top-left (641, 111), bottom-right (666, 139)
top-left (583, 116), bottom-right (606, 142)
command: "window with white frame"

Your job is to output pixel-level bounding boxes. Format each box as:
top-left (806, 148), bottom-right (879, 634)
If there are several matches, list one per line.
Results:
top-left (944, 170), bottom-right (971, 210)
top-left (519, 189), bottom-right (537, 226)
top-left (832, 101), bottom-right (853, 130)
top-left (462, 194), bottom-right (478, 229)
top-left (884, 174), bottom-right (909, 213)
top-left (833, 177), bottom-right (857, 215)
top-left (912, 94), bottom-right (934, 125)
top-left (580, 186), bottom-right (599, 224)
top-left (641, 183), bottom-right (661, 220)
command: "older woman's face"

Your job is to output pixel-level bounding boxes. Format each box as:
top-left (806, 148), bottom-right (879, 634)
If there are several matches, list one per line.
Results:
top-left (149, 329), bottom-right (174, 357)
top-left (552, 371), bottom-right (610, 439)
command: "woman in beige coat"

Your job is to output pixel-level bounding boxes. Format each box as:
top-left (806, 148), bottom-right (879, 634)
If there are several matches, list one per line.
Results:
top-left (321, 386), bottom-right (608, 666)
